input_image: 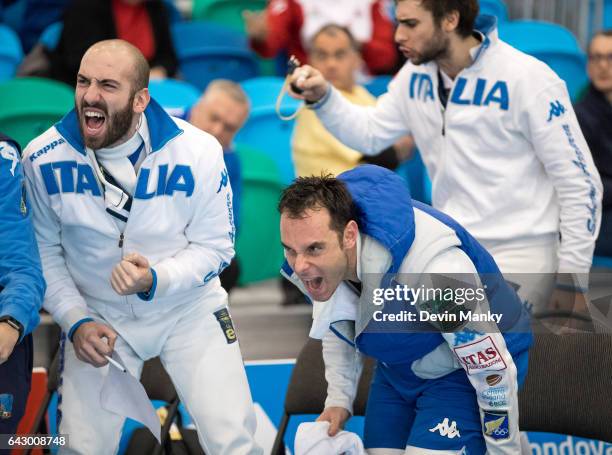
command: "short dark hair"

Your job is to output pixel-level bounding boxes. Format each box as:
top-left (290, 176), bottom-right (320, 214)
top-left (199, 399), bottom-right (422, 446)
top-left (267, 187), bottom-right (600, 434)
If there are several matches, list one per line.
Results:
top-left (588, 29), bottom-right (612, 54)
top-left (278, 175), bottom-right (356, 238)
top-left (310, 24), bottom-right (360, 52)
top-left (398, 0), bottom-right (479, 38)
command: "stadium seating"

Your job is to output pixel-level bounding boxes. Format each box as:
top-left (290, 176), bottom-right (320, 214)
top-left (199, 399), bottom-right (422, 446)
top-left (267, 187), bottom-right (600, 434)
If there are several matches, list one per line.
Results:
top-left (39, 21), bottom-right (62, 51)
top-left (364, 74), bottom-right (392, 97)
top-left (171, 21), bottom-right (259, 90)
top-left (396, 150), bottom-right (432, 205)
top-left (498, 20), bottom-right (588, 100)
top-left (606, 0), bottom-right (612, 29)
top-left (235, 145), bottom-right (286, 285)
top-left (192, 0), bottom-right (267, 32)
top-left (240, 76), bottom-right (299, 110)
top-left (0, 24), bottom-right (23, 81)
top-left (270, 338), bottom-right (375, 455)
top-left (0, 77), bottom-right (74, 148)
top-left (519, 333), bottom-right (612, 443)
top-left (479, 0), bottom-right (509, 23)
top-left (148, 78), bottom-right (201, 118)
top-left (593, 255), bottom-right (612, 269)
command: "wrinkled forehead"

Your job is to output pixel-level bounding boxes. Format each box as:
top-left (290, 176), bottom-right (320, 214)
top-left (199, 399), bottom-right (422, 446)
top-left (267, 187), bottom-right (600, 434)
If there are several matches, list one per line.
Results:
top-left (589, 35), bottom-right (612, 54)
top-left (79, 47), bottom-right (135, 86)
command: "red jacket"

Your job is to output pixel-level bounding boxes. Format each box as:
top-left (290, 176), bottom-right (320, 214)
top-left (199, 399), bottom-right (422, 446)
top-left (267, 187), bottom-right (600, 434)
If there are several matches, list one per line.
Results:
top-left (250, 0), bottom-right (398, 75)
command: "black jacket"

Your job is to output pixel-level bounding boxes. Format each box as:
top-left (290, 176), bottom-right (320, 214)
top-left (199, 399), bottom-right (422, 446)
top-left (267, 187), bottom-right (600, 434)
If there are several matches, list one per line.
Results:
top-left (50, 0), bottom-right (178, 86)
top-left (575, 85), bottom-right (612, 209)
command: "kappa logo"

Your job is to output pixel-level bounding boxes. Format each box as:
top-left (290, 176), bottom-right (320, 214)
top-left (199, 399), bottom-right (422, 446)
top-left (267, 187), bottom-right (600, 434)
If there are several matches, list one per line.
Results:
top-left (0, 145), bottom-right (19, 176)
top-left (429, 418), bottom-right (461, 439)
top-left (216, 169), bottom-right (229, 193)
top-left (0, 394), bottom-right (14, 419)
top-left (547, 100), bottom-right (566, 122)
top-left (486, 374), bottom-right (503, 386)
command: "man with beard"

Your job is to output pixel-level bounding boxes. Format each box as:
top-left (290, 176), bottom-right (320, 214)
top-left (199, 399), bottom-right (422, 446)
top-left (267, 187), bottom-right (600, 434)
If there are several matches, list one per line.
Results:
top-left (288, 0), bottom-right (603, 315)
top-left (21, 40), bottom-right (262, 455)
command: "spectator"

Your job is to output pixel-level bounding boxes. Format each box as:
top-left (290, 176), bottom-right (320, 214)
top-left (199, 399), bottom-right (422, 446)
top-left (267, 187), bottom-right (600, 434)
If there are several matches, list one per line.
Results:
top-left (0, 132), bottom-right (45, 436)
top-left (244, 0), bottom-right (398, 76)
top-left (189, 80), bottom-right (250, 292)
top-left (575, 30), bottom-right (612, 256)
top-left (293, 24), bottom-right (412, 177)
top-left (289, 0), bottom-right (603, 313)
top-left (50, 0), bottom-right (177, 86)
top-left (22, 40), bottom-right (261, 454)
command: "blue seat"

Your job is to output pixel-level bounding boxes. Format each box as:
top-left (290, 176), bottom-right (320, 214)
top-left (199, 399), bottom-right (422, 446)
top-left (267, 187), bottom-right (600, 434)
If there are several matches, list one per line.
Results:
top-left (395, 150), bottom-right (431, 205)
top-left (498, 20), bottom-right (588, 100)
top-left (479, 0), bottom-right (509, 22)
top-left (171, 21), bottom-right (258, 90)
top-left (39, 21), bottom-right (62, 51)
top-left (240, 76), bottom-right (300, 110)
top-left (235, 106), bottom-right (296, 185)
top-left (606, 0), bottom-right (612, 28)
top-left (593, 256), bottom-right (612, 269)
top-left (364, 75), bottom-right (392, 97)
top-left (148, 79), bottom-right (201, 118)
top-left (0, 24), bottom-right (23, 81)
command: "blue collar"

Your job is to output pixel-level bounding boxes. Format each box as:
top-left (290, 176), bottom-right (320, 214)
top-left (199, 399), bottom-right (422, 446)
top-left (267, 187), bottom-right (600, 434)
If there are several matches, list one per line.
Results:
top-left (55, 97), bottom-right (183, 156)
top-left (471, 14), bottom-right (497, 63)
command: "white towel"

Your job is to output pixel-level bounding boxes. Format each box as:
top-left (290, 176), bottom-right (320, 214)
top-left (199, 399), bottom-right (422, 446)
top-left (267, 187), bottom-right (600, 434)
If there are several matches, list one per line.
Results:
top-left (294, 421), bottom-right (365, 455)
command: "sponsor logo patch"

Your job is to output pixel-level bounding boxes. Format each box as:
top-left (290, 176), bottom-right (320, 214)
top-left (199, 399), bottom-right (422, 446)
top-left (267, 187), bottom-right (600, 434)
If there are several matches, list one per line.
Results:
top-left (453, 336), bottom-right (507, 375)
top-left (486, 374), bottom-right (502, 386)
top-left (483, 410), bottom-right (510, 440)
top-left (0, 394), bottom-right (14, 419)
top-left (214, 308), bottom-right (237, 344)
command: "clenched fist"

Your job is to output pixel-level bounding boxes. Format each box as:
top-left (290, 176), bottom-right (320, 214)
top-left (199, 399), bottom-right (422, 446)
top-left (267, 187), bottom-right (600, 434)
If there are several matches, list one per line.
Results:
top-left (111, 252), bottom-right (153, 295)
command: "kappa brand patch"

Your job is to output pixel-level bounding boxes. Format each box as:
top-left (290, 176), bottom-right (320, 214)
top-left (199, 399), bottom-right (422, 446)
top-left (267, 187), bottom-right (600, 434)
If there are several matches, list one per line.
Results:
top-left (214, 308), bottom-right (237, 344)
top-left (0, 394), bottom-right (14, 419)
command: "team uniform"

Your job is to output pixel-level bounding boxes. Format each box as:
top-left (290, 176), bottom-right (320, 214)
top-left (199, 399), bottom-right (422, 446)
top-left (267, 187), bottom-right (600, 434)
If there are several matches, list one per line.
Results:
top-left (0, 134), bottom-right (45, 437)
top-left (283, 165), bottom-right (533, 454)
top-left (22, 100), bottom-right (262, 455)
top-left (310, 15), bottom-right (602, 309)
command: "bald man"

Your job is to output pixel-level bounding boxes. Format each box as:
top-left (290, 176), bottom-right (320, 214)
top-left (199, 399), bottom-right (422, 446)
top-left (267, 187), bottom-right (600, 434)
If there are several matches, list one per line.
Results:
top-left (22, 40), bottom-right (262, 455)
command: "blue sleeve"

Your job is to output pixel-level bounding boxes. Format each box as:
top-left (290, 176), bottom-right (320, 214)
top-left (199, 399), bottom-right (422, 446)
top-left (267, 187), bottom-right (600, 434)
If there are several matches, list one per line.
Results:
top-left (0, 142), bottom-right (46, 337)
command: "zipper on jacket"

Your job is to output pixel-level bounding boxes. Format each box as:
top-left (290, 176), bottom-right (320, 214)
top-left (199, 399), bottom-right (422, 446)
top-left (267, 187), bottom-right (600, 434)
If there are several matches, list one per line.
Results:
top-left (118, 233), bottom-right (124, 248)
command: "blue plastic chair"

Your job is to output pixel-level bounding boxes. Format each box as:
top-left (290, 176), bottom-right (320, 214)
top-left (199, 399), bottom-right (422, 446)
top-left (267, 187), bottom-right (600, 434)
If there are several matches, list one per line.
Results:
top-left (148, 78), bottom-right (201, 118)
top-left (0, 24), bottom-right (23, 81)
top-left (240, 76), bottom-right (300, 110)
top-left (171, 21), bottom-right (258, 90)
top-left (605, 0), bottom-right (612, 29)
top-left (479, 0), bottom-right (509, 23)
top-left (395, 150), bottom-right (431, 205)
top-left (593, 256), bottom-right (612, 269)
top-left (39, 21), bottom-right (63, 51)
top-left (364, 75), bottom-right (392, 97)
top-left (498, 20), bottom-right (588, 100)
top-left (235, 106), bottom-right (296, 185)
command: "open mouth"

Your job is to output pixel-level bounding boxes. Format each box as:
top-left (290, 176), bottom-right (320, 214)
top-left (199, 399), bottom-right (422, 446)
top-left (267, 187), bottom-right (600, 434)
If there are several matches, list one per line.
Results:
top-left (83, 109), bottom-right (106, 136)
top-left (303, 277), bottom-right (324, 295)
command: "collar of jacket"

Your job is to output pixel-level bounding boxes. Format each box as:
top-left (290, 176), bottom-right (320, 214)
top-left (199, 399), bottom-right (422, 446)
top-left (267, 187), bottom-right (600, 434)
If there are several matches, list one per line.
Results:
top-left (54, 97), bottom-right (183, 156)
top-left (470, 14), bottom-right (498, 64)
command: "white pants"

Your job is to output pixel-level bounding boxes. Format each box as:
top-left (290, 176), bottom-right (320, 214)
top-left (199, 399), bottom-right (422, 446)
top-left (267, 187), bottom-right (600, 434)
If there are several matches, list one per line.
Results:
top-left (481, 235), bottom-right (559, 314)
top-left (57, 300), bottom-right (262, 455)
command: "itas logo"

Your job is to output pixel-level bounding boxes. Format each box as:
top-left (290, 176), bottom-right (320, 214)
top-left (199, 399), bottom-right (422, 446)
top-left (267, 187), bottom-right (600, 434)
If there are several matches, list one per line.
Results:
top-left (486, 374), bottom-right (503, 386)
top-left (483, 411), bottom-right (510, 440)
top-left (453, 336), bottom-right (507, 375)
top-left (0, 394), bottom-right (13, 419)
top-left (429, 418), bottom-right (461, 439)
top-left (547, 100), bottom-right (566, 122)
